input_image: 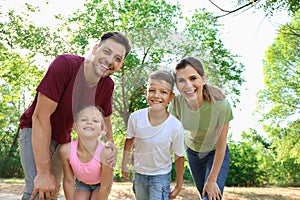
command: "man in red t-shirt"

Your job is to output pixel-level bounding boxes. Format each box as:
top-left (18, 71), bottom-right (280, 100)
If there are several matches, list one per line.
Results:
top-left (19, 31), bottom-right (131, 200)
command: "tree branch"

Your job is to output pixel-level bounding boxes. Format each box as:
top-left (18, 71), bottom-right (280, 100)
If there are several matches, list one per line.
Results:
top-left (208, 0), bottom-right (260, 19)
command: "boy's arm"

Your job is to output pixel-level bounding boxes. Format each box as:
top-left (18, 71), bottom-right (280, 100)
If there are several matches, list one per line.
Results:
top-left (121, 138), bottom-right (135, 179)
top-left (59, 144), bottom-right (75, 200)
top-left (97, 148), bottom-right (114, 200)
top-left (169, 154), bottom-right (184, 199)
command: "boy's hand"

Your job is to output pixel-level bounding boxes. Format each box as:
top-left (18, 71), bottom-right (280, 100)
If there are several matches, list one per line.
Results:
top-left (169, 184), bottom-right (182, 199)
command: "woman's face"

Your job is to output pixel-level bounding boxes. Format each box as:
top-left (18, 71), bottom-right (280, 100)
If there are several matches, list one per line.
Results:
top-left (175, 64), bottom-right (206, 101)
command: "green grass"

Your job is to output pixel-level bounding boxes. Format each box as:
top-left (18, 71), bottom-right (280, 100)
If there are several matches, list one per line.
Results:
top-left (0, 178), bottom-right (25, 184)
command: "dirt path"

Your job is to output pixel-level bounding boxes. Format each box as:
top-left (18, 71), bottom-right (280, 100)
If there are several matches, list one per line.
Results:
top-left (0, 181), bottom-right (299, 200)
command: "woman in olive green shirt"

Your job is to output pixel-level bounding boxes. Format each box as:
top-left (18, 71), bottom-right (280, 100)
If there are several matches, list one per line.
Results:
top-left (169, 57), bottom-right (233, 200)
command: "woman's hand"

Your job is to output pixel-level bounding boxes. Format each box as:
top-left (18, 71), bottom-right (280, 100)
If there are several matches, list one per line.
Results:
top-left (202, 180), bottom-right (222, 200)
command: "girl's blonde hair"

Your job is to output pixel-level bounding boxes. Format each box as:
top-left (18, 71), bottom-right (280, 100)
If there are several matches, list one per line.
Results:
top-left (74, 105), bottom-right (107, 135)
top-left (174, 57), bottom-right (226, 103)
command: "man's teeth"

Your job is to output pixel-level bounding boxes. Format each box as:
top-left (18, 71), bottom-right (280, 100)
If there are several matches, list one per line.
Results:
top-left (101, 64), bottom-right (109, 70)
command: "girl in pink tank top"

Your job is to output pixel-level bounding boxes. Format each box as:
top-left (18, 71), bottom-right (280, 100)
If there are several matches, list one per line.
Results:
top-left (59, 106), bottom-right (113, 200)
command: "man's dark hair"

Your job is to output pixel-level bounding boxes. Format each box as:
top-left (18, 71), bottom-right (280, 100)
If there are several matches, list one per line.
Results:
top-left (100, 31), bottom-right (131, 58)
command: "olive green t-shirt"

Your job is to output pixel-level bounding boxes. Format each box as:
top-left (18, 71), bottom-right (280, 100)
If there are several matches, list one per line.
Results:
top-left (168, 95), bottom-right (233, 153)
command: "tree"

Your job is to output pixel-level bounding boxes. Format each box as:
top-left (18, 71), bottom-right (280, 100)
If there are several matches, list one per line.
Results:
top-left (227, 130), bottom-right (269, 186)
top-left (256, 12), bottom-right (300, 185)
top-left (0, 0), bottom-right (245, 178)
top-left (1, 5), bottom-right (71, 58)
top-left (209, 0), bottom-right (299, 18)
top-left (0, 50), bottom-right (45, 177)
top-left (60, 0), bottom-right (245, 130)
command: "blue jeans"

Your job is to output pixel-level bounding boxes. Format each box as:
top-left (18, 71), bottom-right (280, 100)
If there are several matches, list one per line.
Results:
top-left (186, 146), bottom-right (230, 200)
top-left (19, 128), bottom-right (63, 200)
top-left (133, 172), bottom-right (171, 200)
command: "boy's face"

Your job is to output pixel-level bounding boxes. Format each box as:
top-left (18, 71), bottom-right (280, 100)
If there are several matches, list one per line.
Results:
top-left (92, 38), bottom-right (126, 78)
top-left (146, 78), bottom-right (174, 111)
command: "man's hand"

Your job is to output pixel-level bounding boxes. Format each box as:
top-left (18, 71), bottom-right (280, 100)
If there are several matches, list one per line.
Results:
top-left (30, 172), bottom-right (58, 200)
top-left (105, 141), bottom-right (118, 167)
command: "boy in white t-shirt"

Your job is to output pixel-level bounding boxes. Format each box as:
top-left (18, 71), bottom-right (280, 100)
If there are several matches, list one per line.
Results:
top-left (121, 70), bottom-right (185, 200)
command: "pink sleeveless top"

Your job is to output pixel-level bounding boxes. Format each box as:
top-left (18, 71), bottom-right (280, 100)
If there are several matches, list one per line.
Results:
top-left (69, 140), bottom-right (104, 184)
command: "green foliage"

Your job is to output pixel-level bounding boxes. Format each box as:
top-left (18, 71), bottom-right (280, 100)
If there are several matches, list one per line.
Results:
top-left (1, 0), bottom-right (246, 182)
top-left (227, 130), bottom-right (268, 186)
top-left (257, 11), bottom-right (300, 168)
top-left (237, 0), bottom-right (300, 16)
top-left (183, 9), bottom-right (245, 105)
top-left (1, 9), bottom-right (71, 57)
top-left (0, 50), bottom-right (45, 177)
top-left (170, 158), bottom-right (193, 183)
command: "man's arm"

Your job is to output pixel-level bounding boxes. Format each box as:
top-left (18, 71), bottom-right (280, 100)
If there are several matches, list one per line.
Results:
top-left (103, 116), bottom-right (113, 142)
top-left (30, 92), bottom-right (58, 200)
top-left (102, 116), bottom-right (119, 167)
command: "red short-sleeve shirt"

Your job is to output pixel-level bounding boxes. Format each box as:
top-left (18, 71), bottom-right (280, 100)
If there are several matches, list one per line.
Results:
top-left (20, 54), bottom-right (114, 144)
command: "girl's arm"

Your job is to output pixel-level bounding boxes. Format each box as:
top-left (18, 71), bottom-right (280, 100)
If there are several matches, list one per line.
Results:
top-left (97, 147), bottom-right (113, 200)
top-left (59, 143), bottom-right (75, 200)
top-left (169, 155), bottom-right (184, 199)
top-left (121, 138), bottom-right (134, 179)
top-left (203, 122), bottom-right (229, 199)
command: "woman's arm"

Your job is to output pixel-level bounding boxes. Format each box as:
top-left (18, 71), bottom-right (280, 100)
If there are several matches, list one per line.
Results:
top-left (202, 122), bottom-right (229, 199)
top-left (59, 143), bottom-right (75, 200)
top-left (97, 148), bottom-right (113, 200)
top-left (169, 155), bottom-right (184, 199)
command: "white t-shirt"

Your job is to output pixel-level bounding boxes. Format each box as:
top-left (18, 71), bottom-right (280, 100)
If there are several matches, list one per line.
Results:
top-left (126, 108), bottom-right (185, 175)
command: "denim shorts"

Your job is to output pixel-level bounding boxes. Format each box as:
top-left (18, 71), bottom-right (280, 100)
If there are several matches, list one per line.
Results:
top-left (133, 172), bottom-right (170, 200)
top-left (75, 178), bottom-right (100, 192)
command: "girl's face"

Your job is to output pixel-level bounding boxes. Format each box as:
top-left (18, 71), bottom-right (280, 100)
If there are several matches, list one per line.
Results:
top-left (146, 78), bottom-right (174, 111)
top-left (175, 64), bottom-right (206, 101)
top-left (74, 107), bottom-right (104, 139)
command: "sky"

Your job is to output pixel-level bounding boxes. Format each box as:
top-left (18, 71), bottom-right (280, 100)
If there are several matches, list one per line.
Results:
top-left (3, 0), bottom-right (290, 141)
